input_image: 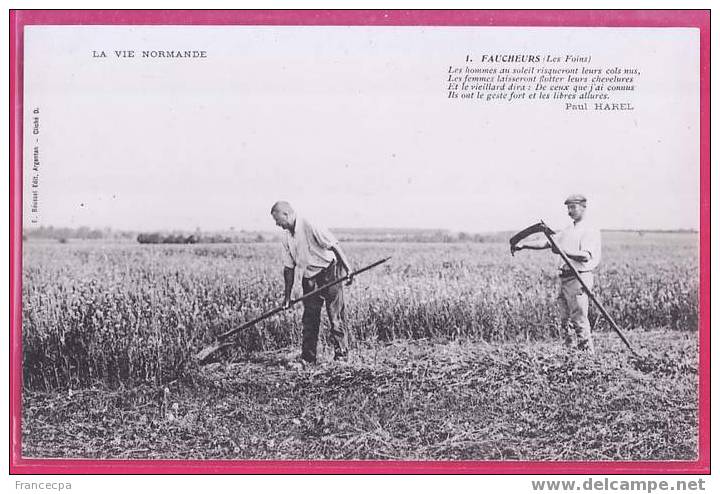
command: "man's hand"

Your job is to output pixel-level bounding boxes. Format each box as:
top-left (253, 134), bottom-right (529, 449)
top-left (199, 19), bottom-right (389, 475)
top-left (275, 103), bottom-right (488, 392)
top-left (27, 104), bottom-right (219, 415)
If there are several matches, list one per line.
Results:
top-left (282, 296), bottom-right (292, 310)
top-left (565, 250), bottom-right (590, 263)
top-left (343, 264), bottom-right (354, 286)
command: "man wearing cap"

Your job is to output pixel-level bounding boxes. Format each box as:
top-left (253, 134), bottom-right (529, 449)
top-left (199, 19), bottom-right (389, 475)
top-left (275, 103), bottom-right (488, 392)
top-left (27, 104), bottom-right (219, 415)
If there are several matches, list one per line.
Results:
top-left (513, 194), bottom-right (601, 352)
top-left (270, 201), bottom-right (354, 364)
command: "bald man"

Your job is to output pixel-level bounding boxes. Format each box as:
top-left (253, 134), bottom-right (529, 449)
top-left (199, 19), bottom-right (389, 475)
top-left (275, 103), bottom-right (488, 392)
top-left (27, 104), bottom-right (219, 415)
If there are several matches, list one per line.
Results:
top-left (271, 201), bottom-right (354, 363)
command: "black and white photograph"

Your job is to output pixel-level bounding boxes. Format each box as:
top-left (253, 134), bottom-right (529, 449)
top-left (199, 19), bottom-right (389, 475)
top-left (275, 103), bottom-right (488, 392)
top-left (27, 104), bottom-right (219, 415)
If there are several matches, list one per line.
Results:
top-left (16, 13), bottom-right (706, 469)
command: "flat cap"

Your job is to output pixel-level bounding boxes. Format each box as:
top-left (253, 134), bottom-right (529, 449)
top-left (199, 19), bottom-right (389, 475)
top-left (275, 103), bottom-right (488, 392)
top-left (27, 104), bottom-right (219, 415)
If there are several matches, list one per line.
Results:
top-left (564, 194), bottom-right (587, 205)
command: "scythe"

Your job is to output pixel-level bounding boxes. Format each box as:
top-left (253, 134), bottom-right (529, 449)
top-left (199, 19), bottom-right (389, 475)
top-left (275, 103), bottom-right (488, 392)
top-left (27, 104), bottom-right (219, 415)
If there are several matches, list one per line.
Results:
top-left (194, 257), bottom-right (392, 364)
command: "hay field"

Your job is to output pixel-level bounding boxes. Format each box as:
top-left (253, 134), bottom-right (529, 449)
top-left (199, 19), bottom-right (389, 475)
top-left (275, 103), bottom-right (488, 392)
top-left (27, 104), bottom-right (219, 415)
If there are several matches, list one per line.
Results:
top-left (21, 232), bottom-right (699, 460)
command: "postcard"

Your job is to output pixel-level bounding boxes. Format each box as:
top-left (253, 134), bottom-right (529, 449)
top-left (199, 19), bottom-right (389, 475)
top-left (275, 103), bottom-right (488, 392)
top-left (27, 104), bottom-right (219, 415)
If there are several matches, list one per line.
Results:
top-left (10, 10), bottom-right (710, 474)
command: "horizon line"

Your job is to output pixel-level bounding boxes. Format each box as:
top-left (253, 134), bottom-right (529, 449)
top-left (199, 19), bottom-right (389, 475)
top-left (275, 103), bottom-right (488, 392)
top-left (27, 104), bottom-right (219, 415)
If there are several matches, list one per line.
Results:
top-left (22, 225), bottom-right (701, 235)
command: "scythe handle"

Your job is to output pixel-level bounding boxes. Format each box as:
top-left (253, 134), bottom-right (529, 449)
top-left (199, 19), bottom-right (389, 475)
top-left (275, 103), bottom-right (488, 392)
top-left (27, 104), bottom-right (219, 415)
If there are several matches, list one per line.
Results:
top-left (542, 230), bottom-right (638, 355)
top-left (216, 256), bottom-right (392, 341)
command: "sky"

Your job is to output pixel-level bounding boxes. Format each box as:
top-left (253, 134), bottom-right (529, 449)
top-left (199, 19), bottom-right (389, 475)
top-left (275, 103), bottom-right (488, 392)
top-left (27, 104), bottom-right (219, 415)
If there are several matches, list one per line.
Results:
top-left (23, 26), bottom-right (699, 232)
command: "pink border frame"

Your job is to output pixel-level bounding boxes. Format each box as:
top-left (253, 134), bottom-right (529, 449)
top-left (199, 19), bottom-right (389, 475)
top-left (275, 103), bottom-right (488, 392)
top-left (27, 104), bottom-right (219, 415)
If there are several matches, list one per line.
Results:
top-left (9, 9), bottom-right (710, 475)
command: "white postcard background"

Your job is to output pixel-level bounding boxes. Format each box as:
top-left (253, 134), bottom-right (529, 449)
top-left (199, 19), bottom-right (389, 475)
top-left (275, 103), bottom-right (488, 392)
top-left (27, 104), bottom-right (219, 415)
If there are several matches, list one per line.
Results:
top-left (23, 26), bottom-right (698, 234)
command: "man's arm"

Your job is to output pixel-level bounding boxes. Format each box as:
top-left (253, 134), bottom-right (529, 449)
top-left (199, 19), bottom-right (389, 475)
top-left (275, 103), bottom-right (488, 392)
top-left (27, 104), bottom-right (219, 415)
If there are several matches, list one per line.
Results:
top-left (568, 227), bottom-right (600, 264)
top-left (331, 245), bottom-right (353, 273)
top-left (283, 267), bottom-right (295, 308)
top-left (561, 249), bottom-right (591, 263)
top-left (309, 221), bottom-right (354, 284)
top-left (515, 233), bottom-right (590, 261)
top-left (546, 234), bottom-right (590, 262)
top-left (515, 239), bottom-right (551, 251)
top-left (331, 245), bottom-right (354, 284)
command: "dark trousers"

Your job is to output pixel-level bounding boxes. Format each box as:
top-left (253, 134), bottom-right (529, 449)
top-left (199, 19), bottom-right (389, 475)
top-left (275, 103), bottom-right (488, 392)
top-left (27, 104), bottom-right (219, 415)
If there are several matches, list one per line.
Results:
top-left (300, 261), bottom-right (348, 362)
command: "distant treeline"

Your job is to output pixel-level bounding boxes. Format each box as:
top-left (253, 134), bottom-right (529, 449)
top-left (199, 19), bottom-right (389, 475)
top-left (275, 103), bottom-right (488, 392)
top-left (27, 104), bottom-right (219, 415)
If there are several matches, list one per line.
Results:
top-left (136, 233), bottom-right (258, 244)
top-left (23, 226), bottom-right (135, 241)
top-left (23, 225), bottom-right (698, 245)
top-left (334, 229), bottom-right (509, 243)
top-left (23, 226), bottom-right (272, 244)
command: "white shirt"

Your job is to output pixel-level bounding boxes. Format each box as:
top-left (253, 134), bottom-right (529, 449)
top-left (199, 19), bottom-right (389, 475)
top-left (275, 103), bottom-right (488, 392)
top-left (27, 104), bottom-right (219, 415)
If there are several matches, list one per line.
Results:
top-left (281, 216), bottom-right (338, 278)
top-left (555, 219), bottom-right (601, 272)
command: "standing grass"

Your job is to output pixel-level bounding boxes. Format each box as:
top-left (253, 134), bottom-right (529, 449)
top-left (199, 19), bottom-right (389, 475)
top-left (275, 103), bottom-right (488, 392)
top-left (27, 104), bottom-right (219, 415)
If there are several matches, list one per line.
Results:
top-left (22, 233), bottom-right (698, 390)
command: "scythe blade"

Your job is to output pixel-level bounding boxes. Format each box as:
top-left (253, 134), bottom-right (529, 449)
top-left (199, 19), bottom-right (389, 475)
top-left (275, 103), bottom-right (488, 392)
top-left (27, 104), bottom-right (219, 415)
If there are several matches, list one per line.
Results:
top-left (509, 221), bottom-right (555, 256)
